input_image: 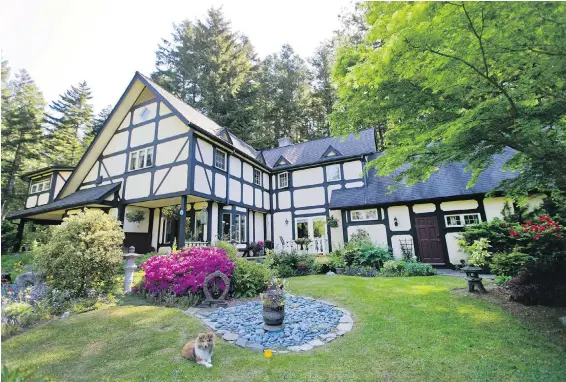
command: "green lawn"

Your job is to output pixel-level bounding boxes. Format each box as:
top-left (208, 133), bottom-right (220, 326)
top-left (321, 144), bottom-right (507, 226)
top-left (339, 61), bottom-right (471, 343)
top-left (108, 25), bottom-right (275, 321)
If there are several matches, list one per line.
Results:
top-left (3, 276), bottom-right (565, 381)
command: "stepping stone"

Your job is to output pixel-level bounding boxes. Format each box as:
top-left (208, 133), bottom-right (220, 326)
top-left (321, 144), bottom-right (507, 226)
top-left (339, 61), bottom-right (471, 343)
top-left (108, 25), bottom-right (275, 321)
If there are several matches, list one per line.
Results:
top-left (222, 332), bottom-right (239, 341)
top-left (185, 307), bottom-right (199, 315)
top-left (309, 339), bottom-right (325, 347)
top-left (339, 315), bottom-right (353, 324)
top-left (235, 337), bottom-right (248, 348)
top-left (247, 343), bottom-right (264, 352)
top-left (299, 344), bottom-right (313, 351)
top-left (287, 346), bottom-right (302, 352)
top-left (337, 323), bottom-right (353, 332)
top-left (324, 333), bottom-right (337, 341)
top-left (336, 330), bottom-right (346, 336)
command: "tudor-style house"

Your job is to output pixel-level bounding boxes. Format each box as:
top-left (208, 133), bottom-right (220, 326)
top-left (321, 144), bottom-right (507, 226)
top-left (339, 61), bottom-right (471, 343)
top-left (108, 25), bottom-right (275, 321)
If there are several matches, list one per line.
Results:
top-left (7, 72), bottom-right (543, 266)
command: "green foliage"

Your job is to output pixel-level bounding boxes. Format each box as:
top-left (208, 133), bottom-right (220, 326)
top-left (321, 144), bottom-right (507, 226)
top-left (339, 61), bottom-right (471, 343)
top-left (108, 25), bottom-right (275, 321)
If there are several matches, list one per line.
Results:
top-left (230, 259), bottom-right (270, 298)
top-left (265, 251), bottom-right (316, 277)
top-left (494, 275), bottom-right (513, 286)
top-left (1, 252), bottom-right (34, 280)
top-left (3, 302), bottom-right (37, 327)
top-left (491, 251), bottom-right (530, 277)
top-left (332, 2), bottom-right (566, 196)
top-left (459, 238), bottom-right (491, 267)
top-left (125, 210), bottom-right (145, 224)
top-left (459, 219), bottom-right (513, 255)
top-left (35, 209), bottom-right (124, 297)
top-left (343, 232), bottom-right (393, 268)
top-left (314, 255), bottom-right (331, 274)
top-left (1, 364), bottom-right (47, 382)
top-left (381, 260), bottom-right (436, 277)
top-left (344, 265), bottom-right (379, 277)
top-left (214, 241), bottom-right (239, 260)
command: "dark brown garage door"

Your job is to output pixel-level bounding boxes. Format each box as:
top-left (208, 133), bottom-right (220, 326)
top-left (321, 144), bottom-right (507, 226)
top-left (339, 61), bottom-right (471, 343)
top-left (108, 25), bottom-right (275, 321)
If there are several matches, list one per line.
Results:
top-left (415, 216), bottom-right (445, 264)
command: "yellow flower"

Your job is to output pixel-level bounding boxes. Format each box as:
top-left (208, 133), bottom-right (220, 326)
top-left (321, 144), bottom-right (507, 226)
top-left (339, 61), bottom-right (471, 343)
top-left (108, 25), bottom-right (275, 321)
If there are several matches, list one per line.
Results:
top-left (264, 349), bottom-right (273, 359)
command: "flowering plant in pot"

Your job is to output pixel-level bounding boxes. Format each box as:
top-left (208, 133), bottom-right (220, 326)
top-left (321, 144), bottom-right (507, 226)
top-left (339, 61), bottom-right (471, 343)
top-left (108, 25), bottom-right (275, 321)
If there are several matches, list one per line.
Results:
top-left (261, 277), bottom-right (287, 330)
top-left (327, 216), bottom-right (339, 228)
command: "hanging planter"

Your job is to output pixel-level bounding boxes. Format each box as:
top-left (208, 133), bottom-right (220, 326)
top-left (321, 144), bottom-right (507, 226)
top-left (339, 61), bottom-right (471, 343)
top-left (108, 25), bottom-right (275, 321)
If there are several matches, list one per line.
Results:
top-left (162, 205), bottom-right (181, 220)
top-left (327, 216), bottom-right (339, 228)
top-left (125, 210), bottom-right (145, 226)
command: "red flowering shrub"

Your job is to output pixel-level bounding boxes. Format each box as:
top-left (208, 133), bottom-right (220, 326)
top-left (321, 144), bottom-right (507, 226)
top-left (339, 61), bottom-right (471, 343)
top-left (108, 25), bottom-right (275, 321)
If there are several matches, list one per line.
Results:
top-left (140, 247), bottom-right (234, 296)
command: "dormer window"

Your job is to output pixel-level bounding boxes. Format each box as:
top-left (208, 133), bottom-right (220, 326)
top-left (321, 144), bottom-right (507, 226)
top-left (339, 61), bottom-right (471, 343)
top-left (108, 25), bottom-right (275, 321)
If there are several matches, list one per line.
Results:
top-left (321, 145), bottom-right (342, 159)
top-left (30, 177), bottom-right (51, 194)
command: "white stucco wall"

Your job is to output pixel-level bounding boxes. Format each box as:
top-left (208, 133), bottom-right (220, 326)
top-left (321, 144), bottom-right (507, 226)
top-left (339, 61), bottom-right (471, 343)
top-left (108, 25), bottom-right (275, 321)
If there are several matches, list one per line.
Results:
top-left (279, 191), bottom-right (291, 209)
top-left (243, 184), bottom-right (253, 205)
top-left (109, 208), bottom-right (119, 220)
top-left (347, 224), bottom-right (387, 246)
top-left (125, 173), bottom-right (151, 200)
top-left (293, 187), bottom-right (325, 208)
top-left (343, 161), bottom-right (363, 180)
top-left (215, 173), bottom-right (227, 198)
top-left (329, 210), bottom-right (344, 248)
top-left (345, 181), bottom-right (364, 188)
top-left (327, 184), bottom-right (342, 200)
top-left (255, 212), bottom-right (265, 242)
top-left (243, 162), bottom-right (254, 183)
top-left (388, 205), bottom-right (411, 231)
top-left (413, 203), bottom-right (436, 214)
top-left (263, 173), bottom-right (269, 189)
top-left (266, 214), bottom-right (272, 240)
top-left (151, 209), bottom-right (160, 249)
top-left (440, 200), bottom-right (478, 211)
top-left (37, 193), bottom-right (49, 206)
top-left (159, 102), bottom-right (171, 115)
top-left (263, 191), bottom-right (270, 210)
top-left (118, 112), bottom-right (131, 130)
top-left (273, 212), bottom-right (292, 243)
top-left (155, 137), bottom-right (188, 166)
top-left (192, 165), bottom-right (211, 194)
top-left (445, 232), bottom-right (466, 264)
top-left (483, 197), bottom-right (509, 222)
top-left (229, 178), bottom-right (241, 203)
top-left (154, 164), bottom-right (188, 195)
top-left (26, 195), bottom-right (37, 208)
top-left (102, 154), bottom-right (126, 177)
top-left (230, 156), bottom-right (241, 177)
top-left (123, 206), bottom-right (150, 233)
top-left (196, 138), bottom-right (214, 166)
top-left (158, 116), bottom-right (187, 140)
top-left (103, 131), bottom-right (128, 155)
top-left (84, 162), bottom-right (100, 183)
top-left (295, 208), bottom-right (326, 215)
top-left (130, 123), bottom-right (156, 148)
top-left (255, 189), bottom-right (263, 208)
top-left (391, 235), bottom-right (414, 260)
top-left (293, 167), bottom-right (324, 187)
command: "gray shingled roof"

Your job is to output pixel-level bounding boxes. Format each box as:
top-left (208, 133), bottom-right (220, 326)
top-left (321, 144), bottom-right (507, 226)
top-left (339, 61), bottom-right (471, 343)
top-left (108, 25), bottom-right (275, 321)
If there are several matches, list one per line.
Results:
top-left (262, 129), bottom-right (376, 169)
top-left (8, 183), bottom-right (121, 219)
top-left (330, 150), bottom-right (518, 208)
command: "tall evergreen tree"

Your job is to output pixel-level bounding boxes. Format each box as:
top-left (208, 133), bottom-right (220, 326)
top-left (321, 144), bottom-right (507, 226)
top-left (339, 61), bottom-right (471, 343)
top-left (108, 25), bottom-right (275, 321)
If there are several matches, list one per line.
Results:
top-left (1, 65), bottom-right (46, 219)
top-left (308, 40), bottom-right (337, 138)
top-left (83, 105), bottom-right (112, 148)
top-left (257, 44), bottom-right (313, 146)
top-left (153, 7), bottom-right (259, 140)
top-left (45, 81), bottom-right (94, 165)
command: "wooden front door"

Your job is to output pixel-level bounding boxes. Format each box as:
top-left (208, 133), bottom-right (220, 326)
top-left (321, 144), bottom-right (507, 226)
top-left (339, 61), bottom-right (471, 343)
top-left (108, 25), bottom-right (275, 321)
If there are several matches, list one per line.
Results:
top-left (415, 216), bottom-right (445, 264)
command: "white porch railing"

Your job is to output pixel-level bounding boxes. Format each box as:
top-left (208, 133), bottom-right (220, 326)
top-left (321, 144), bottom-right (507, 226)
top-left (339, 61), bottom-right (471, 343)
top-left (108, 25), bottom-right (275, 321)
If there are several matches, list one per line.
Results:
top-left (185, 241), bottom-right (209, 248)
top-left (275, 237), bottom-right (329, 255)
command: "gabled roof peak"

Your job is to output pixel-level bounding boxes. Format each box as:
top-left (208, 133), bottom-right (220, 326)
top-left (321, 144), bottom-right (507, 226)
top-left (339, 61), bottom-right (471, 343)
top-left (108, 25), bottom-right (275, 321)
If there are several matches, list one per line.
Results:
top-left (321, 145), bottom-right (342, 159)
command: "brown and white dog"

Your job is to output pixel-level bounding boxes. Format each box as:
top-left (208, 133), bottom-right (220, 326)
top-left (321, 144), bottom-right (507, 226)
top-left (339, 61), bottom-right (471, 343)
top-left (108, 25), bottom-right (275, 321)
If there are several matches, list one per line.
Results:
top-left (181, 332), bottom-right (214, 368)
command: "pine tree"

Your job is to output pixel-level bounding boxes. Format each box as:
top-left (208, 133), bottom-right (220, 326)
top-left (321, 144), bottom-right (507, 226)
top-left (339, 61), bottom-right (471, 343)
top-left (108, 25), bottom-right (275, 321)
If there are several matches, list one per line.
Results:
top-left (45, 81), bottom-right (94, 165)
top-left (1, 65), bottom-right (46, 219)
top-left (257, 44), bottom-right (313, 146)
top-left (309, 40), bottom-right (337, 138)
top-left (153, 7), bottom-right (259, 140)
top-left (83, 105), bottom-right (112, 148)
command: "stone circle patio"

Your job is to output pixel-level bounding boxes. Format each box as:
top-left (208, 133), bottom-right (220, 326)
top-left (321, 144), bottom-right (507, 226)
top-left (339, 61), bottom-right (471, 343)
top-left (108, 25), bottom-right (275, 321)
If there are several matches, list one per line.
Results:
top-left (185, 296), bottom-right (353, 352)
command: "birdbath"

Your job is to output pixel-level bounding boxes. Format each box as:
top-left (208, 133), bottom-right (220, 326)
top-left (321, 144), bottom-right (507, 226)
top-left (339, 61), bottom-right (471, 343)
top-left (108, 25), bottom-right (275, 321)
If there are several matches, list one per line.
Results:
top-left (123, 246), bottom-right (140, 293)
top-left (461, 265), bottom-right (487, 293)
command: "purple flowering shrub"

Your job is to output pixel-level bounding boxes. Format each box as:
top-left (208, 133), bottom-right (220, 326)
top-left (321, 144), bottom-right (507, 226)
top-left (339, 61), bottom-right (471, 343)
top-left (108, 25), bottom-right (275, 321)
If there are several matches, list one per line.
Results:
top-left (140, 247), bottom-right (234, 297)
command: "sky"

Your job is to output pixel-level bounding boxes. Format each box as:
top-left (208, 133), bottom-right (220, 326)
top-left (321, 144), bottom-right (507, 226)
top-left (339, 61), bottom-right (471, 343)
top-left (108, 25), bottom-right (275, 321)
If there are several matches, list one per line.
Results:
top-left (1, 0), bottom-right (352, 113)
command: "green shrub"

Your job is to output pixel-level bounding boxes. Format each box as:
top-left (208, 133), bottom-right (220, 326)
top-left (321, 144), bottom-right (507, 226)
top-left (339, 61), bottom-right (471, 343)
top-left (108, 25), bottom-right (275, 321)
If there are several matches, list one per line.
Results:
top-left (381, 260), bottom-right (436, 277)
top-left (495, 275), bottom-right (513, 285)
top-left (3, 302), bottom-right (37, 327)
top-left (35, 209), bottom-right (124, 297)
top-left (490, 251), bottom-right (530, 277)
top-left (1, 364), bottom-right (47, 382)
top-left (344, 241), bottom-right (392, 268)
top-left (214, 241), bottom-right (239, 260)
top-left (266, 251), bottom-right (316, 277)
top-left (459, 238), bottom-right (491, 267)
top-left (381, 260), bottom-right (407, 276)
top-left (314, 255), bottom-right (331, 274)
top-left (231, 259), bottom-right (270, 298)
top-left (329, 250), bottom-right (345, 270)
top-left (344, 265), bottom-right (379, 277)
top-left (1, 252), bottom-right (35, 281)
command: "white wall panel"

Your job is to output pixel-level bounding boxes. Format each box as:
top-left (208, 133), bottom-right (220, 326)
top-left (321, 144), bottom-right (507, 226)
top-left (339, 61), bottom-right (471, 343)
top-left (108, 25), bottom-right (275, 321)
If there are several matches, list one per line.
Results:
top-left (103, 131), bottom-right (128, 155)
top-left (483, 197), bottom-right (508, 222)
top-left (243, 162), bottom-right (253, 182)
top-left (266, 214), bottom-right (272, 240)
top-left (255, 188), bottom-right (263, 208)
top-left (196, 138), bottom-right (214, 166)
top-left (132, 102), bottom-right (157, 124)
top-left (255, 212), bottom-right (264, 242)
top-left (388, 205), bottom-right (411, 231)
top-left (446, 232), bottom-right (466, 264)
top-left (211, 203), bottom-right (219, 243)
top-left (413, 203), bottom-right (436, 214)
top-left (293, 187), bottom-right (325, 208)
top-left (345, 181), bottom-right (364, 188)
top-left (391, 235), bottom-right (414, 260)
top-left (263, 191), bottom-right (270, 210)
top-left (343, 161), bottom-right (363, 180)
top-left (125, 173), bottom-right (151, 200)
top-left (243, 184), bottom-right (253, 205)
top-left (229, 178), bottom-right (241, 203)
top-left (118, 112), bottom-right (131, 130)
top-left (84, 162), bottom-right (100, 183)
top-left (295, 208), bottom-right (327, 215)
top-left (347, 224), bottom-right (387, 246)
top-left (156, 137), bottom-right (188, 166)
top-left (151, 209), bottom-right (160, 249)
top-left (293, 167), bottom-right (324, 187)
top-left (440, 200), bottom-right (478, 211)
top-left (159, 102), bottom-right (171, 115)
top-left (193, 165), bottom-right (211, 194)
top-left (278, 191), bottom-right (291, 209)
top-left (215, 173), bottom-right (227, 198)
top-left (102, 154), bottom-right (126, 177)
top-left (274, 212), bottom-right (292, 243)
top-left (230, 156), bottom-right (242, 177)
top-left (263, 173), bottom-right (270, 189)
top-left (329, 210), bottom-right (343, 248)
top-left (37, 193), bottom-right (49, 206)
top-left (158, 116), bottom-right (187, 140)
top-left (130, 122), bottom-right (156, 148)
top-left (123, 206), bottom-right (150, 233)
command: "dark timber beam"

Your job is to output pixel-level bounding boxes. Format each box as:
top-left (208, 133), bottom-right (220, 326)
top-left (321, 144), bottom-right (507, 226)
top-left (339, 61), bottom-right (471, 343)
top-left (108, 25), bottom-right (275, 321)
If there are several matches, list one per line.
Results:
top-left (178, 195), bottom-right (187, 247)
top-left (13, 219), bottom-right (27, 252)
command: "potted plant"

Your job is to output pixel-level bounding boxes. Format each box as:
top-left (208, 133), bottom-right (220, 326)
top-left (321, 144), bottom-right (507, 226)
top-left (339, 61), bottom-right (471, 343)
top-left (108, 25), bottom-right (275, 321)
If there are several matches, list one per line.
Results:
top-left (125, 210), bottom-right (145, 227)
top-left (327, 216), bottom-right (339, 228)
top-left (294, 237), bottom-right (312, 251)
top-left (460, 238), bottom-right (490, 293)
top-left (261, 277), bottom-right (287, 330)
top-left (330, 252), bottom-right (345, 274)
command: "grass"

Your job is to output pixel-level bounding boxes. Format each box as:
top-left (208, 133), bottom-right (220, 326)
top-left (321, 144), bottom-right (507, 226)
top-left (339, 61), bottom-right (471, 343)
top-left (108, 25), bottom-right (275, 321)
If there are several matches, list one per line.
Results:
top-left (3, 276), bottom-right (565, 381)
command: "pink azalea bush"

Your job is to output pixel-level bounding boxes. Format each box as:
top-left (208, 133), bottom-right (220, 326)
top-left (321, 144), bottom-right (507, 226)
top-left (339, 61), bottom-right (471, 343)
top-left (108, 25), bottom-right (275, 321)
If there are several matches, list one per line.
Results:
top-left (140, 247), bottom-right (234, 296)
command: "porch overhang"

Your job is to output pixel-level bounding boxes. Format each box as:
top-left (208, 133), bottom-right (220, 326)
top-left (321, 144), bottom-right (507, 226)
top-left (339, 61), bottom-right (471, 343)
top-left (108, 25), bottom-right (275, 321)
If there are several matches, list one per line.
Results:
top-left (6, 183), bottom-right (122, 221)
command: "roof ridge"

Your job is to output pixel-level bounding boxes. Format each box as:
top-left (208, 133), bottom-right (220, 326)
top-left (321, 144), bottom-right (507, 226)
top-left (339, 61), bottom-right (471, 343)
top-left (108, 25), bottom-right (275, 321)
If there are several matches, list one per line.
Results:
top-left (262, 129), bottom-right (374, 153)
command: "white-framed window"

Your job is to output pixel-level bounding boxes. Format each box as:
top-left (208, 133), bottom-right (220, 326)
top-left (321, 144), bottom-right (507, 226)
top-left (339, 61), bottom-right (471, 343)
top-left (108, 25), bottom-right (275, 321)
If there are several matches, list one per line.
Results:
top-left (351, 208), bottom-right (379, 221)
top-left (445, 213), bottom-right (481, 227)
top-left (30, 177), bottom-right (51, 194)
top-left (140, 107), bottom-right (151, 122)
top-left (253, 168), bottom-right (262, 186)
top-left (129, 147), bottom-right (154, 171)
top-left (215, 149), bottom-right (227, 171)
top-left (326, 164), bottom-right (341, 182)
top-left (278, 172), bottom-right (289, 188)
top-left (234, 214), bottom-right (247, 243)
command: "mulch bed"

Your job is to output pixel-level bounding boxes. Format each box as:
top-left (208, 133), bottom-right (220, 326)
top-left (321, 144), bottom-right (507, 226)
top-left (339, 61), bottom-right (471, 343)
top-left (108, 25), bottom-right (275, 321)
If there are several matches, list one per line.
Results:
top-left (453, 284), bottom-right (566, 348)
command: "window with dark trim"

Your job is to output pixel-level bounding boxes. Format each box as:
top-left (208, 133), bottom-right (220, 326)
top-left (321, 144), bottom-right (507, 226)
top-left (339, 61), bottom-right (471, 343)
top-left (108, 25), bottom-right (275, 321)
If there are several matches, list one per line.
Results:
top-left (215, 149), bottom-right (227, 171)
top-left (129, 147), bottom-right (153, 171)
top-left (445, 213), bottom-right (481, 227)
top-left (253, 168), bottom-right (262, 186)
top-left (351, 208), bottom-right (379, 221)
top-left (278, 172), bottom-right (289, 188)
top-left (30, 177), bottom-right (51, 194)
top-left (326, 164), bottom-right (341, 182)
